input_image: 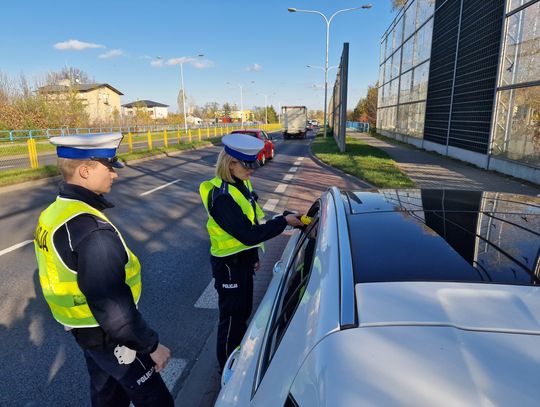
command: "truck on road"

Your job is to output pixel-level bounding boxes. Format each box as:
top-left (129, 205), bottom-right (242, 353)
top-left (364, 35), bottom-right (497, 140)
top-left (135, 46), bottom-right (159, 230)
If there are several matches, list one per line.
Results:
top-left (281, 106), bottom-right (307, 139)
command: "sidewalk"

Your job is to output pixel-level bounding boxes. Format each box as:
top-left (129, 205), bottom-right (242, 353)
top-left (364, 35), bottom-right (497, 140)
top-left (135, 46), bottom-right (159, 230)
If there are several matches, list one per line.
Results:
top-left (175, 134), bottom-right (538, 406)
top-left (352, 132), bottom-right (539, 196)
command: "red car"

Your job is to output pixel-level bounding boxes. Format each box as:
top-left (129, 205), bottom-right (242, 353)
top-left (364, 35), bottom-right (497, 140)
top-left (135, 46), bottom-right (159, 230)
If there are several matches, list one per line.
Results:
top-left (230, 129), bottom-right (275, 166)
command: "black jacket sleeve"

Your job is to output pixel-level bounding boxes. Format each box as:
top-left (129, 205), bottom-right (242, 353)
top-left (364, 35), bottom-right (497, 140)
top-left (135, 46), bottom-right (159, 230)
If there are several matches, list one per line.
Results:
top-left (209, 193), bottom-right (288, 246)
top-left (74, 225), bottom-right (159, 354)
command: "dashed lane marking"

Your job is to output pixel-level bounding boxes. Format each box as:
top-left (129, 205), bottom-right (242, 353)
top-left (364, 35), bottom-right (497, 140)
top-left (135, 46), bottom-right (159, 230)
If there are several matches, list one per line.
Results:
top-left (283, 174), bottom-right (294, 181)
top-left (297, 157), bottom-right (305, 161)
top-left (294, 161), bottom-right (302, 166)
top-left (263, 199), bottom-right (279, 212)
top-left (288, 167), bottom-right (298, 173)
top-left (140, 179), bottom-right (181, 196)
top-left (194, 279), bottom-right (218, 309)
top-left (0, 240), bottom-right (33, 257)
top-left (274, 184), bottom-right (287, 193)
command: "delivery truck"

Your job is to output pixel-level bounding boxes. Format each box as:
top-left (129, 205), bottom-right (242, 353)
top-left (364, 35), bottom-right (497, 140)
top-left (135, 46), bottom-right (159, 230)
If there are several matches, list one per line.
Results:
top-left (281, 106), bottom-right (307, 139)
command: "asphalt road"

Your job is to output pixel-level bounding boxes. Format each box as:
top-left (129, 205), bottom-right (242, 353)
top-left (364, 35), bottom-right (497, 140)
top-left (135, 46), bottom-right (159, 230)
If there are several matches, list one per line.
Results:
top-left (0, 131), bottom-right (312, 406)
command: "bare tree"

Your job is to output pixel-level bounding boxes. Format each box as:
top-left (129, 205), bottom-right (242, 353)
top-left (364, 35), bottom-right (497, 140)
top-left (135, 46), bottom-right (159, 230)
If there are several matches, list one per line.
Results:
top-left (46, 67), bottom-right (91, 85)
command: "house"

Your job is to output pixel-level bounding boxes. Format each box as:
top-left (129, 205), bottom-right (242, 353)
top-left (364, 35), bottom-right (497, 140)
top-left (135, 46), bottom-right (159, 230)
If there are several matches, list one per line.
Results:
top-left (38, 81), bottom-right (123, 124)
top-left (230, 110), bottom-right (254, 123)
top-left (122, 100), bottom-right (169, 120)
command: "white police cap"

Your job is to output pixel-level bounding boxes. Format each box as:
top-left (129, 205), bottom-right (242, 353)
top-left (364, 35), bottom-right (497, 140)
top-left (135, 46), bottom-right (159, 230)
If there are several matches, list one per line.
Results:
top-left (49, 133), bottom-right (124, 168)
top-left (222, 133), bottom-right (264, 169)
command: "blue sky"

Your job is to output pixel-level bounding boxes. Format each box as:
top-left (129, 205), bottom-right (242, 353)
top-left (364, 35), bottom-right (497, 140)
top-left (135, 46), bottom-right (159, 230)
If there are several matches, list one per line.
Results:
top-left (1, 0), bottom-right (398, 112)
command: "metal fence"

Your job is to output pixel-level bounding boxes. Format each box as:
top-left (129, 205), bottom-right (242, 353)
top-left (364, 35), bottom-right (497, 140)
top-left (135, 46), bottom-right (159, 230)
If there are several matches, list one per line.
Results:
top-left (0, 123), bottom-right (282, 172)
top-left (346, 121), bottom-right (370, 132)
top-left (328, 42), bottom-right (349, 153)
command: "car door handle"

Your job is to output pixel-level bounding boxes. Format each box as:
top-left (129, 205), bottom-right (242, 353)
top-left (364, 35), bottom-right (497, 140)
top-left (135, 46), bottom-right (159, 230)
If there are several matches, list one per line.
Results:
top-left (221, 346), bottom-right (241, 387)
top-left (273, 260), bottom-right (283, 275)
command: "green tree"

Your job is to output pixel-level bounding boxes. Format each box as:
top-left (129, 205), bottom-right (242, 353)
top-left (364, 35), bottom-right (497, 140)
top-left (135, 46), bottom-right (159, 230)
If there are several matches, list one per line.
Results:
top-left (352, 83), bottom-right (378, 127)
top-left (267, 105), bottom-right (278, 123)
top-left (223, 102), bottom-right (232, 118)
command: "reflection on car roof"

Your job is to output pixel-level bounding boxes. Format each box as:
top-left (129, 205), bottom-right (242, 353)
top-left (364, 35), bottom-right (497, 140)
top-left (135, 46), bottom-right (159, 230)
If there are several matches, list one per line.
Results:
top-left (344, 190), bottom-right (540, 286)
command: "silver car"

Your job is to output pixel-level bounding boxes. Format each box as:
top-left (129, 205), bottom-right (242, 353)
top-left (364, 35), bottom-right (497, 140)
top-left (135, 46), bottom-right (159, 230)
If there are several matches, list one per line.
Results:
top-left (216, 188), bottom-right (540, 407)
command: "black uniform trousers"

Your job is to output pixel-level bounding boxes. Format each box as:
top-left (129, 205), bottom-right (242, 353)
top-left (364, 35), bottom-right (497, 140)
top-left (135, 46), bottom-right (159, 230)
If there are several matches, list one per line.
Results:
top-left (211, 253), bottom-right (254, 370)
top-left (82, 346), bottom-right (174, 407)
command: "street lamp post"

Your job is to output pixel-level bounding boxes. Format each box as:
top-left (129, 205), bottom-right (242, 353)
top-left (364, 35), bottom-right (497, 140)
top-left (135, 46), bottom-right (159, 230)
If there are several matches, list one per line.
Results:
top-left (289, 4), bottom-right (372, 138)
top-left (227, 81), bottom-right (254, 128)
top-left (179, 62), bottom-right (188, 132)
top-left (257, 93), bottom-right (270, 125)
top-left (178, 54), bottom-right (204, 132)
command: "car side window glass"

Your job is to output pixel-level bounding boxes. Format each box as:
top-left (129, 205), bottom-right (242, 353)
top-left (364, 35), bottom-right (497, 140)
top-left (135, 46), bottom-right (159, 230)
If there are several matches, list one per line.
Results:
top-left (260, 210), bottom-right (319, 380)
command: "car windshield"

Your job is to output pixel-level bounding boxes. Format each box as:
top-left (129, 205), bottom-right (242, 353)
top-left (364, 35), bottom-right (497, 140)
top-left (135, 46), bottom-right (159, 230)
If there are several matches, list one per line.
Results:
top-left (346, 190), bottom-right (540, 286)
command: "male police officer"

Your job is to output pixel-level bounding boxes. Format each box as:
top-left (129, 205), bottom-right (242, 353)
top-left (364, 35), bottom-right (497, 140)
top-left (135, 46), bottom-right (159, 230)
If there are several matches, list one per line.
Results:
top-left (34, 133), bottom-right (174, 407)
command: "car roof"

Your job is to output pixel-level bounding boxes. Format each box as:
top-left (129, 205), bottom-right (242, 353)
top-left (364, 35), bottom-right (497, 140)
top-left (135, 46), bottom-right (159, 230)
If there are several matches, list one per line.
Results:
top-left (231, 129), bottom-right (262, 133)
top-left (339, 189), bottom-right (540, 286)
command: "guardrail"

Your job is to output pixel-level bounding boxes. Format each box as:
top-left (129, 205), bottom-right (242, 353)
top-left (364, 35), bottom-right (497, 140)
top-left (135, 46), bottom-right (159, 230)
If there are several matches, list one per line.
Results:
top-left (0, 123), bottom-right (282, 171)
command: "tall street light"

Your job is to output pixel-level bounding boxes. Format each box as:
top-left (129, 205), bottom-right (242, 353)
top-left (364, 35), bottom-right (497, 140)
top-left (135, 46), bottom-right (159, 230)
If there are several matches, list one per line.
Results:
top-left (178, 54), bottom-right (204, 131)
top-left (227, 81), bottom-right (254, 128)
top-left (288, 4), bottom-right (372, 138)
top-left (257, 93), bottom-right (274, 125)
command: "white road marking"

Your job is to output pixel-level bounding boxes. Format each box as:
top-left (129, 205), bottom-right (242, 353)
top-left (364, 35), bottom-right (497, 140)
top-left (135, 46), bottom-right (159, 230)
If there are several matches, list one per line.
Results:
top-left (140, 179), bottom-right (181, 196)
top-left (263, 199), bottom-right (279, 212)
top-left (0, 240), bottom-right (33, 257)
top-left (274, 184), bottom-right (287, 193)
top-left (194, 279), bottom-right (218, 309)
top-left (294, 161), bottom-right (302, 166)
top-left (0, 165), bottom-right (14, 169)
top-left (283, 174), bottom-right (294, 181)
top-left (160, 358), bottom-right (188, 392)
top-left (288, 167), bottom-right (298, 173)
top-left (297, 157), bottom-right (305, 161)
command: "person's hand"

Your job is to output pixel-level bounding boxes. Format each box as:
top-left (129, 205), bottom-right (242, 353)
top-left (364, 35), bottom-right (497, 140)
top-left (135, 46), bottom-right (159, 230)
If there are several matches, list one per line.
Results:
top-left (150, 344), bottom-right (171, 373)
top-left (285, 214), bottom-right (304, 228)
top-left (254, 261), bottom-right (260, 272)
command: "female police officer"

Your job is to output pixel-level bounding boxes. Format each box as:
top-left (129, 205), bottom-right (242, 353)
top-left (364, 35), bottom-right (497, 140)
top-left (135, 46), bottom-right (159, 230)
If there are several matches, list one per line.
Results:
top-left (200, 133), bottom-right (304, 370)
top-left (34, 133), bottom-right (174, 406)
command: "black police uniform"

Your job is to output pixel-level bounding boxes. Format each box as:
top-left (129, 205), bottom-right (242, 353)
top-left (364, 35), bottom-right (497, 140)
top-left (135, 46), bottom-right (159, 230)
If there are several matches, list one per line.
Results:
top-left (208, 177), bottom-right (288, 369)
top-left (53, 183), bottom-right (173, 407)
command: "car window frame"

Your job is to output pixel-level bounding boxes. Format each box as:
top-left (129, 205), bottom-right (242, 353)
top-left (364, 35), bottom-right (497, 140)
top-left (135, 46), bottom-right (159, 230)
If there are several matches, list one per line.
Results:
top-left (251, 202), bottom-right (321, 397)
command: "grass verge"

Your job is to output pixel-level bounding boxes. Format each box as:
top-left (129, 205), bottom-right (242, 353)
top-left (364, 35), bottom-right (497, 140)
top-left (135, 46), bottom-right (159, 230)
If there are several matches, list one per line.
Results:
top-left (0, 165), bottom-right (60, 186)
top-left (311, 135), bottom-right (415, 188)
top-left (0, 138), bottom-right (221, 188)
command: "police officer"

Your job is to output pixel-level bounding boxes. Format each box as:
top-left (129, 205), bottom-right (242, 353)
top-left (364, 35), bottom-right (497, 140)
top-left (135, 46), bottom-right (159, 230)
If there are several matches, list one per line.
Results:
top-left (200, 134), bottom-right (304, 370)
top-left (34, 133), bottom-right (174, 407)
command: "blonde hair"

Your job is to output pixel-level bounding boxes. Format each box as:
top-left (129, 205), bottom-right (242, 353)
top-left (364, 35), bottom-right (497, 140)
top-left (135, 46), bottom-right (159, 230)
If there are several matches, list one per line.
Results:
top-left (215, 150), bottom-right (236, 183)
top-left (57, 158), bottom-right (97, 181)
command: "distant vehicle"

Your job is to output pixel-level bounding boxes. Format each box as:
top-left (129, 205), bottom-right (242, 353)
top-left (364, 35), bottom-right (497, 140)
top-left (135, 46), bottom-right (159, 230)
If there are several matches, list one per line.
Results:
top-left (281, 106), bottom-right (307, 139)
top-left (231, 129), bottom-right (275, 166)
top-left (215, 188), bottom-right (540, 407)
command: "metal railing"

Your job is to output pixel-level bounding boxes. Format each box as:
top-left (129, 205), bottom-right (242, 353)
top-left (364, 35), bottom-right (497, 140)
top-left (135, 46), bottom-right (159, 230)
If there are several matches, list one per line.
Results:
top-left (0, 123), bottom-right (282, 172)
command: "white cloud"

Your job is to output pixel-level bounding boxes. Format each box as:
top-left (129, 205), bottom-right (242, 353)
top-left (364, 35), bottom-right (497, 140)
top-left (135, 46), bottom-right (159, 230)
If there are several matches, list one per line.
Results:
top-left (54, 39), bottom-right (105, 51)
top-left (246, 63), bottom-right (262, 72)
top-left (98, 49), bottom-right (125, 59)
top-left (151, 56), bottom-right (214, 69)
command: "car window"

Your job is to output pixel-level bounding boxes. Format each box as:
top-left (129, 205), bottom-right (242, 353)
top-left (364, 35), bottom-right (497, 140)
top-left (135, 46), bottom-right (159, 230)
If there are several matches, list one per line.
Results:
top-left (258, 207), bottom-right (320, 383)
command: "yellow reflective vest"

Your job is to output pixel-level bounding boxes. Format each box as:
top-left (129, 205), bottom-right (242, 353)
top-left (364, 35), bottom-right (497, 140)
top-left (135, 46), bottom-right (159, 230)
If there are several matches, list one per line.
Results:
top-left (200, 177), bottom-right (265, 257)
top-left (34, 197), bottom-right (141, 328)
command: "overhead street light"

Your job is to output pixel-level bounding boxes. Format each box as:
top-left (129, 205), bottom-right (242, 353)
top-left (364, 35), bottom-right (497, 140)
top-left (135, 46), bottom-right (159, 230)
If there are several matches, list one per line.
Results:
top-left (289, 4), bottom-right (372, 138)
